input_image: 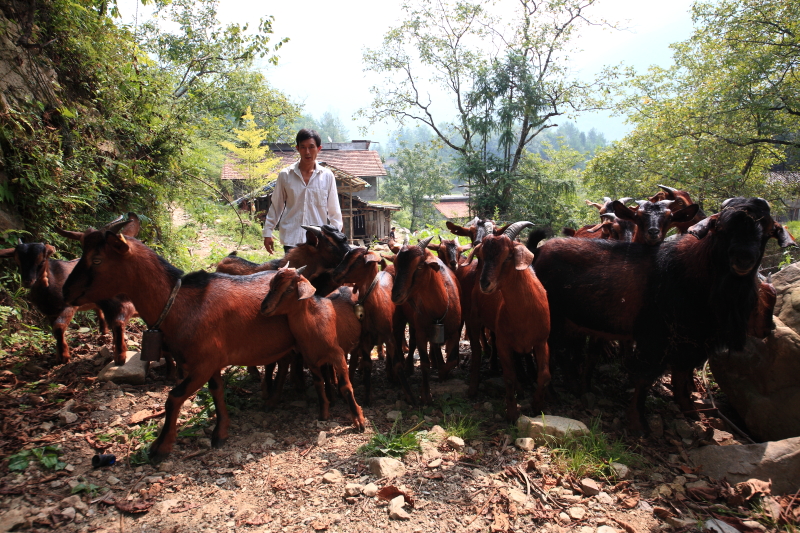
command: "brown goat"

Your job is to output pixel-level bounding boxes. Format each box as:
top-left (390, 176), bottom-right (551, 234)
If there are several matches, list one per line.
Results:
top-left (471, 222), bottom-right (551, 420)
top-left (391, 237), bottom-right (462, 403)
top-left (648, 184), bottom-right (707, 235)
top-left (1, 218), bottom-right (139, 365)
top-left (62, 219), bottom-right (301, 461)
top-left (260, 266), bottom-right (365, 429)
top-left (331, 247), bottom-right (405, 405)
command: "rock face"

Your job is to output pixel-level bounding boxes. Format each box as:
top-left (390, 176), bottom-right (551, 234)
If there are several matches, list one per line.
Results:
top-left (96, 351), bottom-right (149, 385)
top-left (517, 415), bottom-right (589, 443)
top-left (687, 436), bottom-right (800, 495)
top-left (368, 457), bottom-right (406, 479)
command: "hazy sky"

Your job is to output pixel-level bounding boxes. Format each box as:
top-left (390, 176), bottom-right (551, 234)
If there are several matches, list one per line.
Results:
top-left (118, 0), bottom-right (696, 144)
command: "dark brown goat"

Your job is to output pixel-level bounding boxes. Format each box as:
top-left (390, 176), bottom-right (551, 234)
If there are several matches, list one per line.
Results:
top-left (648, 184), bottom-right (707, 235)
top-left (426, 236), bottom-right (471, 271)
top-left (612, 199), bottom-right (700, 245)
top-left (62, 220), bottom-right (301, 461)
top-left (0, 219), bottom-right (139, 365)
top-left (391, 237), bottom-right (462, 403)
top-left (260, 267), bottom-right (365, 430)
top-left (330, 247), bottom-right (402, 404)
top-left (471, 222), bottom-right (551, 420)
top-left (532, 197), bottom-right (795, 433)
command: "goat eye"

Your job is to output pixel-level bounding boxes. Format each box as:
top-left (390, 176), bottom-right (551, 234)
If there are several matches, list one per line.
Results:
top-left (92, 258), bottom-right (102, 265)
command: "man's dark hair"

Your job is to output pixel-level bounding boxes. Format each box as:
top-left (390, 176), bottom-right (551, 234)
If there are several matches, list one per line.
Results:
top-left (296, 128), bottom-right (322, 147)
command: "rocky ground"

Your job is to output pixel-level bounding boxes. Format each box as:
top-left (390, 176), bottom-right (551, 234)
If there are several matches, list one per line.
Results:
top-left (0, 325), bottom-right (795, 533)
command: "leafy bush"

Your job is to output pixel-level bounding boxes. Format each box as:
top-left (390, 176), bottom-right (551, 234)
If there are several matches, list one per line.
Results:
top-left (8, 445), bottom-right (66, 471)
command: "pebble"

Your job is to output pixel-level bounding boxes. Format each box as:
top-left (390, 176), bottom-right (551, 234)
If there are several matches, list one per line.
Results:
top-left (428, 459), bottom-right (442, 468)
top-left (597, 526), bottom-right (620, 533)
top-left (611, 462), bottom-right (629, 479)
top-left (386, 410), bottom-right (402, 421)
top-left (705, 518), bottom-right (741, 533)
top-left (198, 438), bottom-right (212, 448)
top-left (446, 436), bottom-right (465, 451)
top-left (215, 477), bottom-right (227, 485)
top-left (595, 492), bottom-right (613, 505)
top-left (60, 507), bottom-right (76, 521)
top-left (363, 483), bottom-right (379, 497)
top-left (323, 469), bottom-right (344, 484)
top-left (558, 512), bottom-right (571, 523)
top-left (107, 476), bottom-right (120, 485)
top-left (568, 507), bottom-right (586, 520)
top-left (388, 495), bottom-right (410, 520)
top-left (580, 478), bottom-right (601, 496)
top-left (483, 402), bottom-right (493, 411)
top-left (515, 438), bottom-right (535, 451)
top-left (317, 431), bottom-right (327, 447)
top-left (344, 483), bottom-right (363, 496)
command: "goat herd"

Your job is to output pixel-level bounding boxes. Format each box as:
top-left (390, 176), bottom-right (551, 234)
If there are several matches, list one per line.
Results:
top-left (0, 187), bottom-right (795, 462)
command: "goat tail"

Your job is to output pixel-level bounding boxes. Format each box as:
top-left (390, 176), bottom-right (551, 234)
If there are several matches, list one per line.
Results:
top-left (526, 228), bottom-right (549, 257)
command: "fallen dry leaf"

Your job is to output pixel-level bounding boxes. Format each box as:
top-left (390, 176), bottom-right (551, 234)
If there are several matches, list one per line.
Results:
top-left (491, 509), bottom-right (510, 532)
top-left (170, 502), bottom-right (202, 514)
top-left (115, 498), bottom-right (155, 514)
top-left (310, 520), bottom-right (330, 530)
top-left (735, 479), bottom-right (772, 501)
top-left (378, 486), bottom-right (415, 508)
top-left (653, 507), bottom-right (675, 519)
top-left (619, 490), bottom-right (640, 509)
top-left (687, 486), bottom-right (719, 502)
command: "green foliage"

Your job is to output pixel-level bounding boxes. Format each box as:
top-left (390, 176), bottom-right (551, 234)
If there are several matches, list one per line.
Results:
top-left (548, 418), bottom-right (642, 480)
top-left (130, 421), bottom-right (160, 465)
top-left (294, 112), bottom-right (351, 143)
top-left (71, 481), bottom-right (106, 497)
top-left (358, 418), bottom-right (422, 458)
top-left (8, 445), bottom-right (66, 472)
top-left (383, 141), bottom-right (453, 231)
top-left (442, 415), bottom-right (482, 442)
top-left (219, 107), bottom-right (281, 200)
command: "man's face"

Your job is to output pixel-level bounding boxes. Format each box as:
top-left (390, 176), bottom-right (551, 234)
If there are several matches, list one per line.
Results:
top-left (297, 138), bottom-right (321, 162)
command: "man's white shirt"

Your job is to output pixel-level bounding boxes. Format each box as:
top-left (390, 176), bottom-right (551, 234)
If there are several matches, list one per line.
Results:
top-left (262, 161), bottom-right (343, 246)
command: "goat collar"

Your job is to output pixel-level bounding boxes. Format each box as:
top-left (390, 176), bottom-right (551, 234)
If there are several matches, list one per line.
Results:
top-left (357, 271), bottom-right (385, 306)
top-left (151, 278), bottom-right (182, 329)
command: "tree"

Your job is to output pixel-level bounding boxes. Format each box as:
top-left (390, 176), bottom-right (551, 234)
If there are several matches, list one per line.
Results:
top-left (383, 142), bottom-right (453, 231)
top-left (219, 107), bottom-right (281, 200)
top-left (585, 0), bottom-right (800, 209)
top-left (293, 112), bottom-right (350, 143)
top-left (361, 0), bottom-right (618, 217)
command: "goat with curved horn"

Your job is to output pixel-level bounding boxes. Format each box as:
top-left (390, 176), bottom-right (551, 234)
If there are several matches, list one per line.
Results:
top-left (502, 221), bottom-right (534, 241)
top-left (418, 236), bottom-right (434, 250)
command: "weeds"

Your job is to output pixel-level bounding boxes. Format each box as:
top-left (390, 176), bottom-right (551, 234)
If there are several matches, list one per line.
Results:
top-left (129, 420), bottom-right (160, 465)
top-left (548, 418), bottom-right (642, 480)
top-left (442, 414), bottom-right (483, 442)
top-left (8, 445), bottom-right (66, 471)
top-left (71, 480), bottom-right (106, 498)
top-left (358, 417), bottom-right (422, 458)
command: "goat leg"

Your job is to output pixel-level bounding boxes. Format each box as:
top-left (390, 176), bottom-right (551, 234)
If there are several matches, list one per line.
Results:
top-left (247, 366), bottom-right (261, 381)
top-left (486, 330), bottom-right (499, 374)
top-left (496, 341), bottom-right (520, 421)
top-left (438, 334), bottom-right (460, 380)
top-left (94, 307), bottom-right (109, 336)
top-left (406, 326), bottom-right (417, 375)
top-left (50, 307), bottom-right (77, 364)
top-left (309, 368), bottom-right (330, 421)
top-left (207, 370), bottom-right (230, 448)
top-left (289, 351), bottom-right (305, 394)
top-left (626, 375), bottom-right (654, 436)
top-left (98, 299), bottom-right (128, 365)
top-left (323, 364), bottom-right (337, 407)
top-left (332, 356), bottom-right (366, 432)
top-left (466, 324), bottom-right (483, 398)
top-left (263, 356), bottom-right (290, 408)
top-left (671, 367), bottom-right (699, 419)
top-left (414, 331), bottom-right (433, 405)
top-left (531, 341), bottom-right (551, 413)
top-left (149, 373), bottom-right (209, 462)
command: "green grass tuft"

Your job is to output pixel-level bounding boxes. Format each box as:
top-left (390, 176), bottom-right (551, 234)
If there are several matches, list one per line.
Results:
top-left (548, 418), bottom-right (643, 479)
top-left (358, 418), bottom-right (422, 458)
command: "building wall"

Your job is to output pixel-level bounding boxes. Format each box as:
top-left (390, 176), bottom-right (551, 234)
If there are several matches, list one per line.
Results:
top-left (358, 176), bottom-right (379, 200)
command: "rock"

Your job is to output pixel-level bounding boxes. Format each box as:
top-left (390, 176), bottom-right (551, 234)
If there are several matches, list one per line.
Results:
top-left (322, 469), bottom-right (344, 484)
top-left (428, 425), bottom-right (447, 441)
top-left (420, 441), bottom-right (442, 461)
top-left (710, 312), bottom-right (800, 442)
top-left (363, 483), bottom-right (379, 497)
top-left (558, 512), bottom-right (571, 523)
top-left (428, 459), bottom-right (442, 468)
top-left (674, 419), bottom-right (694, 439)
top-left (483, 402), bottom-right (493, 412)
top-left (741, 520), bottom-right (767, 532)
top-left (446, 436), bottom-right (465, 451)
top-left (386, 410), bottom-right (402, 422)
top-left (648, 415), bottom-right (664, 437)
top-left (652, 484), bottom-right (673, 498)
top-left (60, 495), bottom-right (88, 513)
top-left (107, 476), bottom-right (120, 485)
top-left (0, 508), bottom-right (27, 532)
top-left (705, 519), bottom-right (741, 533)
top-left (368, 457), bottom-right (406, 479)
top-left (61, 507), bottom-right (76, 522)
top-left (688, 436), bottom-right (800, 495)
top-left (517, 415), bottom-right (589, 444)
top-left (712, 429), bottom-right (736, 446)
top-left (388, 495), bottom-right (410, 520)
top-left (567, 507), bottom-right (586, 520)
top-left (580, 478), bottom-right (601, 496)
top-left (344, 483), bottom-right (363, 496)
top-left (507, 488), bottom-right (527, 506)
top-left (317, 431), bottom-right (327, 447)
top-left (686, 479), bottom-right (709, 490)
top-left (610, 462), bottom-right (630, 480)
top-left (58, 411), bottom-right (78, 425)
top-left (96, 351), bottom-right (147, 385)
top-left (515, 438), bottom-right (535, 451)
top-left (595, 492), bottom-right (613, 505)
top-left (198, 438), bottom-right (212, 448)
top-left (666, 517), bottom-right (696, 529)
top-left (651, 472), bottom-right (665, 483)
top-left (596, 526), bottom-right (619, 533)
top-left (472, 469), bottom-right (487, 479)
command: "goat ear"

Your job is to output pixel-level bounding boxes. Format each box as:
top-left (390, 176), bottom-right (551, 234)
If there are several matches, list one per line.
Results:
top-left (381, 253), bottom-right (396, 263)
top-left (105, 232), bottom-right (130, 254)
top-left (494, 223), bottom-right (512, 235)
top-left (54, 227), bottom-right (84, 242)
top-left (772, 222), bottom-right (797, 248)
top-left (585, 223), bottom-right (604, 233)
top-left (424, 255), bottom-right (440, 271)
top-left (688, 214), bottom-right (717, 239)
top-left (457, 243), bottom-right (472, 254)
top-left (585, 200), bottom-right (603, 211)
top-left (296, 278), bottom-right (316, 300)
top-left (120, 213), bottom-right (141, 237)
top-left (670, 204), bottom-right (700, 223)
top-left (0, 248), bottom-right (15, 258)
top-left (612, 201), bottom-right (636, 222)
top-left (305, 230), bottom-right (319, 247)
top-left (513, 244), bottom-right (534, 270)
top-left (465, 243), bottom-right (482, 264)
top-left (426, 244), bottom-right (439, 251)
top-left (44, 244), bottom-right (56, 259)
top-left (446, 221), bottom-right (471, 238)
top-left (364, 252), bottom-right (381, 264)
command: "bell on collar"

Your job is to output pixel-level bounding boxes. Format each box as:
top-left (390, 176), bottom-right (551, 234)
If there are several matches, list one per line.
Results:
top-left (429, 323), bottom-right (445, 344)
top-left (354, 303), bottom-right (365, 321)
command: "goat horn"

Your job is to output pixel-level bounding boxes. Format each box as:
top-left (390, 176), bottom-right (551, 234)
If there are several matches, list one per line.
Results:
top-left (18, 238), bottom-right (23, 245)
top-left (301, 225), bottom-right (323, 236)
top-left (438, 235), bottom-right (442, 243)
top-left (503, 221), bottom-right (534, 240)
top-left (106, 218), bottom-right (132, 235)
top-left (657, 184), bottom-right (678, 194)
top-left (618, 197), bottom-right (633, 205)
top-left (284, 262), bottom-right (290, 269)
top-left (104, 214), bottom-right (125, 228)
top-left (600, 213), bottom-right (617, 220)
top-left (603, 197), bottom-right (613, 204)
top-left (418, 236), bottom-right (434, 250)
top-left (296, 265), bottom-right (307, 275)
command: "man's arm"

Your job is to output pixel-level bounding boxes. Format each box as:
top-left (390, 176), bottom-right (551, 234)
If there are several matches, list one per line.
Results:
top-left (327, 172), bottom-right (343, 231)
top-left (263, 172), bottom-right (288, 253)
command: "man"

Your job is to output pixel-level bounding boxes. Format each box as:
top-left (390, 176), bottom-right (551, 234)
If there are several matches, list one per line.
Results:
top-left (262, 129), bottom-right (343, 253)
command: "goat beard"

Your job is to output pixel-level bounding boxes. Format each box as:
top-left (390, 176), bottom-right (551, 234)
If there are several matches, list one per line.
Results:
top-left (710, 270), bottom-right (758, 353)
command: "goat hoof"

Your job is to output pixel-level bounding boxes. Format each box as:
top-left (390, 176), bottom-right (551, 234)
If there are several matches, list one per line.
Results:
top-left (211, 436), bottom-right (228, 449)
top-left (147, 447), bottom-right (170, 464)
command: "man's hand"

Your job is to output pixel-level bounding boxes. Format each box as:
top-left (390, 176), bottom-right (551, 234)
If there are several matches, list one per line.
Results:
top-left (264, 237), bottom-right (275, 254)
